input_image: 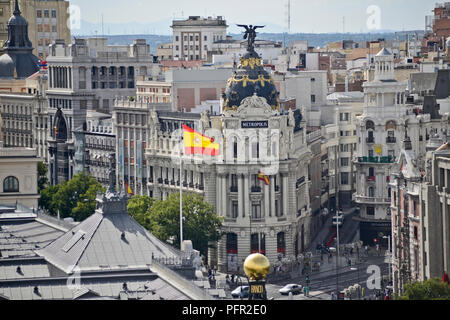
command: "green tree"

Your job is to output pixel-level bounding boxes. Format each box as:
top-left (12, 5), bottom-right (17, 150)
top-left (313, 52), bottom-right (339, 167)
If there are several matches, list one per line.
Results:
top-left (127, 195), bottom-right (154, 229)
top-left (37, 162), bottom-right (49, 192)
top-left (397, 278), bottom-right (450, 300)
top-left (38, 184), bottom-right (60, 216)
top-left (39, 173), bottom-right (104, 221)
top-left (147, 193), bottom-right (223, 255)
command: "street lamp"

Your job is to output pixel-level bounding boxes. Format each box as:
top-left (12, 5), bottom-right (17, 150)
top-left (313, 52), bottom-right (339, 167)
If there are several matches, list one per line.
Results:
top-left (335, 207), bottom-right (340, 297)
top-left (383, 235), bottom-right (391, 286)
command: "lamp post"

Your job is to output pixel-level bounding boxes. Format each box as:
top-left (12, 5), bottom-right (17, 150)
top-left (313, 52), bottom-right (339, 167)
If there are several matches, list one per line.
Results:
top-left (383, 235), bottom-right (391, 285)
top-left (335, 208), bottom-right (340, 297)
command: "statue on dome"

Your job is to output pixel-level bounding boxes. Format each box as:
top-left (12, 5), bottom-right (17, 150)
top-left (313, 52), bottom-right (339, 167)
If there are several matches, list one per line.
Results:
top-left (237, 24), bottom-right (265, 51)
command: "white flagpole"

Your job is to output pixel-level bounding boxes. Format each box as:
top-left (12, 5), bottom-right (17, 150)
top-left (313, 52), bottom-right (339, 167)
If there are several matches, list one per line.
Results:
top-left (180, 131), bottom-right (183, 249)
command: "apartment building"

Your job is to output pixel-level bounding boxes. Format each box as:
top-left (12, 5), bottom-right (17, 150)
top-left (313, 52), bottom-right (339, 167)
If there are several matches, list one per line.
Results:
top-left (171, 16), bottom-right (228, 61)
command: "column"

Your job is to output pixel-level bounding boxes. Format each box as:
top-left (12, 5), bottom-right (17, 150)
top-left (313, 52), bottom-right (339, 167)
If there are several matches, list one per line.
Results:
top-left (282, 174), bottom-right (288, 216)
top-left (244, 175), bottom-right (250, 218)
top-left (222, 175), bottom-right (227, 218)
top-left (443, 196), bottom-right (449, 273)
top-left (238, 174), bottom-right (244, 218)
top-left (217, 174), bottom-right (222, 217)
top-left (264, 182), bottom-right (270, 218)
top-left (270, 176), bottom-right (275, 217)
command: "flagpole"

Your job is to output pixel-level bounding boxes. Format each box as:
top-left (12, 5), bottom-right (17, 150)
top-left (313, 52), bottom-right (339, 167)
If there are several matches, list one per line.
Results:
top-left (180, 133), bottom-right (183, 249)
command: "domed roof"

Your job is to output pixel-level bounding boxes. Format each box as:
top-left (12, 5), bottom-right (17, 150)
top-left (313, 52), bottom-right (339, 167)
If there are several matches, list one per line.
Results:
top-left (222, 49), bottom-right (280, 112)
top-left (8, 0), bottom-right (27, 26)
top-left (0, 0), bottom-right (39, 79)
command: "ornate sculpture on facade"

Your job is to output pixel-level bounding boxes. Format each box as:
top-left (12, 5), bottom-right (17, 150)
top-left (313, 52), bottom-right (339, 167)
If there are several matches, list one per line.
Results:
top-left (200, 110), bottom-right (211, 131)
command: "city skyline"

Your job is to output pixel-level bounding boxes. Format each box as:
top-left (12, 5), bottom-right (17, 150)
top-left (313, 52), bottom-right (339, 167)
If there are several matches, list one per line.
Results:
top-left (69, 0), bottom-right (438, 35)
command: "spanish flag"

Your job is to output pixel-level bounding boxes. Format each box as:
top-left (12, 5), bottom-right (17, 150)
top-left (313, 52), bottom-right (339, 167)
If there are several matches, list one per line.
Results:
top-left (183, 125), bottom-right (220, 156)
top-left (126, 183), bottom-right (134, 196)
top-left (258, 172), bottom-right (270, 186)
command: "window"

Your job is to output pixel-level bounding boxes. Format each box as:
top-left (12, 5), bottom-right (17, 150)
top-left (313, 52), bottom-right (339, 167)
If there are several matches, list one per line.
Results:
top-left (311, 95), bottom-right (316, 103)
top-left (252, 142), bottom-right (259, 159)
top-left (277, 232), bottom-right (286, 254)
top-left (44, 10), bottom-right (49, 18)
top-left (232, 202), bottom-right (238, 219)
top-left (175, 36), bottom-right (179, 42)
top-left (3, 176), bottom-right (19, 193)
top-left (367, 207), bottom-right (375, 216)
top-left (340, 172), bottom-right (349, 185)
top-left (51, 10), bottom-right (57, 18)
top-left (226, 233), bottom-right (238, 254)
top-left (252, 202), bottom-right (261, 219)
top-left (204, 36), bottom-right (207, 41)
top-left (340, 113), bottom-right (350, 122)
top-left (340, 158), bottom-right (349, 167)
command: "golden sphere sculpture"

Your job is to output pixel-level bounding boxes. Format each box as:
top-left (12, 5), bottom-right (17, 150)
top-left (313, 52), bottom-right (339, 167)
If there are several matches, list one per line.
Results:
top-left (243, 253), bottom-right (270, 281)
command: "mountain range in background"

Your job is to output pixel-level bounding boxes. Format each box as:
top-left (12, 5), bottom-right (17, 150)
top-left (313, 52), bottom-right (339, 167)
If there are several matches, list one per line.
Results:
top-left (72, 19), bottom-right (424, 54)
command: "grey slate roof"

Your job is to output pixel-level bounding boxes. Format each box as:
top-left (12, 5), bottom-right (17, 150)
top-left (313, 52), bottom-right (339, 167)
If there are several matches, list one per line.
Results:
top-left (36, 209), bottom-right (181, 275)
top-left (0, 273), bottom-right (189, 300)
top-left (0, 221), bottom-right (64, 259)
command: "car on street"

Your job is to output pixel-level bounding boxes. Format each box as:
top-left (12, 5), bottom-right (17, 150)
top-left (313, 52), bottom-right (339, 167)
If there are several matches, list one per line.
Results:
top-left (231, 286), bottom-right (249, 298)
top-left (279, 284), bottom-right (303, 295)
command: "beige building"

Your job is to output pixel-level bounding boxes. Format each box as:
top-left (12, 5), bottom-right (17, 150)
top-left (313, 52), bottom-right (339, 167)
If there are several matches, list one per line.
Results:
top-left (0, 0), bottom-right (70, 58)
top-left (0, 147), bottom-right (39, 209)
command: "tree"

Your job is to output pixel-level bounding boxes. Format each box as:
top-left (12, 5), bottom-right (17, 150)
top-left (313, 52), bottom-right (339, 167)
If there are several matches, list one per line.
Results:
top-left (147, 193), bottom-right (223, 256)
top-left (37, 162), bottom-right (49, 192)
top-left (127, 195), bottom-right (155, 229)
top-left (39, 184), bottom-right (60, 215)
top-left (39, 173), bottom-right (104, 221)
top-left (397, 278), bottom-right (450, 300)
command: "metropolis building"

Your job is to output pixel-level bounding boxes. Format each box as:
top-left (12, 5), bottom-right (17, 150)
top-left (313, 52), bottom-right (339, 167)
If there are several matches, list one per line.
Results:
top-left (128, 42), bottom-right (313, 272)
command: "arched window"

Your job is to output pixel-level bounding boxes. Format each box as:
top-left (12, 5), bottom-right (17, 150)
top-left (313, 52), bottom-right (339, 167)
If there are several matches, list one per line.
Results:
top-left (366, 120), bottom-right (375, 130)
top-left (385, 120), bottom-right (397, 130)
top-left (277, 232), bottom-right (286, 255)
top-left (3, 176), bottom-right (19, 193)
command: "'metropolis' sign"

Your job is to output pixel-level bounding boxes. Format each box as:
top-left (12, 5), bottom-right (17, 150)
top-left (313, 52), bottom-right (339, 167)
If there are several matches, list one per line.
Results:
top-left (241, 121), bottom-right (269, 129)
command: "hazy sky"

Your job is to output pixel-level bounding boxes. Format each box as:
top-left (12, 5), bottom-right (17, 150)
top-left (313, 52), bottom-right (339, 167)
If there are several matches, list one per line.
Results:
top-left (69, 0), bottom-right (438, 34)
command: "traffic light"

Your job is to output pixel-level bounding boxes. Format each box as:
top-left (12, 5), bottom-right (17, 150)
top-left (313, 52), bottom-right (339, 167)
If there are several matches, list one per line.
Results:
top-left (374, 238), bottom-right (377, 243)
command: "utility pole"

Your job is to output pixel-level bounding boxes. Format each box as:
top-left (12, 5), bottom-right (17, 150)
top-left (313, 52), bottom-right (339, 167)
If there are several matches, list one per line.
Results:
top-left (336, 207), bottom-right (340, 296)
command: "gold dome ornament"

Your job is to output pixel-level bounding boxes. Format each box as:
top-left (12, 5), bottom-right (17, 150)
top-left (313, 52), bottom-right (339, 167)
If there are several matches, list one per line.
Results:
top-left (244, 253), bottom-right (270, 281)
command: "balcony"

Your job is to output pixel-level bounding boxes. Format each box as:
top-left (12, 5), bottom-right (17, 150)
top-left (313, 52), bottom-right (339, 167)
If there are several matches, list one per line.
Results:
top-left (230, 186), bottom-right (238, 193)
top-left (296, 177), bottom-right (306, 189)
top-left (386, 137), bottom-right (397, 144)
top-left (357, 156), bottom-right (394, 164)
top-left (251, 186), bottom-right (262, 193)
top-left (366, 137), bottom-right (375, 144)
top-left (164, 179), bottom-right (169, 185)
top-left (157, 178), bottom-right (163, 184)
top-left (355, 195), bottom-right (391, 204)
top-left (170, 180), bottom-right (175, 186)
top-left (367, 176), bottom-right (376, 182)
